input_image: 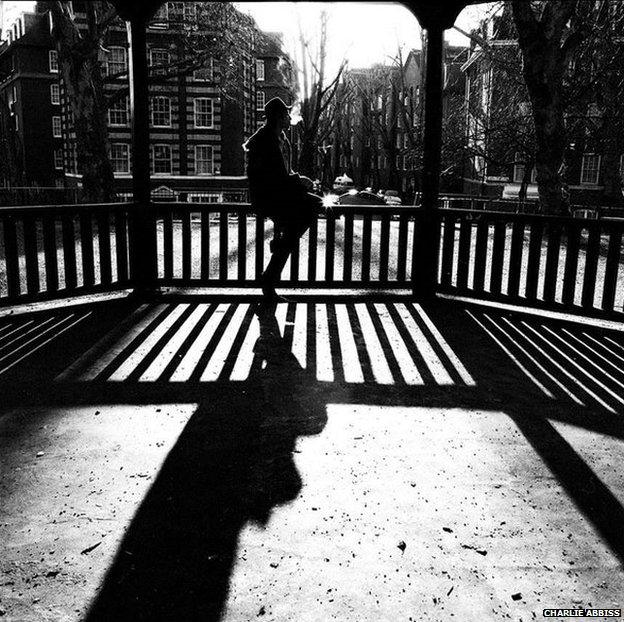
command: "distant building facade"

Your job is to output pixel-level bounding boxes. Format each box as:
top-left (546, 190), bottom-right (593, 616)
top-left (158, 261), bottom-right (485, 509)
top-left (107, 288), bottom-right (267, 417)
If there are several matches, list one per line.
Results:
top-left (329, 42), bottom-right (467, 201)
top-left (0, 11), bottom-right (64, 190)
top-left (461, 3), bottom-right (624, 206)
top-left (0, 1), bottom-right (296, 203)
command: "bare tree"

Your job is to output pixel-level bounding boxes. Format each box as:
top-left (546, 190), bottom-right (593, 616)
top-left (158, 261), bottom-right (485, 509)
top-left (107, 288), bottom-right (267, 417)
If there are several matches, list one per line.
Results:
top-left (295, 10), bottom-right (347, 179)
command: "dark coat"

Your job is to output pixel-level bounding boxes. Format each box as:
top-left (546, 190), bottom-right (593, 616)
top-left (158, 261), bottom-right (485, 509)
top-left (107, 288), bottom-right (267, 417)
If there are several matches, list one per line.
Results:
top-left (243, 125), bottom-right (308, 218)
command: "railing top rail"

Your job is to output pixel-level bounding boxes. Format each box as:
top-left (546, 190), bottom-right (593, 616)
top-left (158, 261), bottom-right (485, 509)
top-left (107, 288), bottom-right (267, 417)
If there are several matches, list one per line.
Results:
top-left (438, 206), bottom-right (624, 228)
top-left (0, 201), bottom-right (136, 216)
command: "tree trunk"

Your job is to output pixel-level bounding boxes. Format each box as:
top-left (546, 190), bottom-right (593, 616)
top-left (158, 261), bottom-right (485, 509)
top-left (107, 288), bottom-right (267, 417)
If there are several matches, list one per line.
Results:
top-left (49, 2), bottom-right (115, 203)
top-left (512, 1), bottom-right (575, 216)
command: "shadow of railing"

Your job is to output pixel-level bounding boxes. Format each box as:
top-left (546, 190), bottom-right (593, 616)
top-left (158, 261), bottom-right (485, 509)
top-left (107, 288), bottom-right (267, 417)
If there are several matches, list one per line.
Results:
top-left (1, 298), bottom-right (624, 620)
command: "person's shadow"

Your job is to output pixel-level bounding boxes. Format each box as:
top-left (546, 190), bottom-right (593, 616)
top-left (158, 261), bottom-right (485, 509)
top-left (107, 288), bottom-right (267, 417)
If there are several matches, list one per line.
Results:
top-left (85, 303), bottom-right (327, 622)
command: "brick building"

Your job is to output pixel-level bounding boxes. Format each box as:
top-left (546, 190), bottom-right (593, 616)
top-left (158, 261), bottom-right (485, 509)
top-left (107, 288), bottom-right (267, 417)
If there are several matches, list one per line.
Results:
top-left (0, 11), bottom-right (64, 190)
top-left (461, 3), bottom-right (624, 206)
top-left (0, 1), bottom-right (296, 204)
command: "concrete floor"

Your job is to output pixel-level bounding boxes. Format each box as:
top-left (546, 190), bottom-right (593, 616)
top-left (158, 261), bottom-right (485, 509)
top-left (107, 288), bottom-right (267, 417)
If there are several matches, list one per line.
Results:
top-left (1, 296), bottom-right (623, 621)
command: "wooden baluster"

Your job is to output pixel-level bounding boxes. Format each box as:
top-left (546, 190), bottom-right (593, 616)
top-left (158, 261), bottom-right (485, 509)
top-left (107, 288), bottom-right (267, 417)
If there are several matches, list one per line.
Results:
top-left (325, 212), bottom-right (336, 283)
top-left (182, 208), bottom-right (191, 282)
top-left (562, 222), bottom-right (580, 306)
top-left (115, 208), bottom-right (129, 284)
top-left (489, 221), bottom-right (506, 296)
top-left (3, 215), bottom-right (21, 298)
top-left (343, 212), bottom-right (354, 284)
top-left (456, 217), bottom-right (471, 291)
top-left (163, 210), bottom-right (173, 280)
top-left (219, 210), bottom-right (228, 282)
top-left (439, 214), bottom-right (455, 288)
top-left (61, 214), bottom-right (77, 290)
top-left (397, 214), bottom-right (408, 283)
top-left (581, 225), bottom-right (601, 310)
top-left (472, 218), bottom-right (488, 294)
top-left (97, 210), bottom-right (112, 286)
top-left (42, 214), bottom-right (59, 294)
top-left (378, 213), bottom-right (391, 283)
top-left (201, 209), bottom-right (211, 281)
top-left (602, 227), bottom-right (622, 312)
top-left (543, 223), bottom-right (561, 304)
top-left (525, 221), bottom-right (543, 302)
top-left (361, 212), bottom-right (372, 284)
top-left (307, 217), bottom-right (318, 283)
top-left (23, 215), bottom-right (40, 295)
top-left (255, 215), bottom-right (264, 281)
top-left (237, 211), bottom-right (247, 282)
top-left (80, 210), bottom-right (95, 288)
top-left (507, 221), bottom-right (524, 299)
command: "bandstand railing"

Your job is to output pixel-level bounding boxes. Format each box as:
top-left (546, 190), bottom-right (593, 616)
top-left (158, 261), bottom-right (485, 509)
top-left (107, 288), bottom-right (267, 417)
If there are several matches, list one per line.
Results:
top-left (153, 202), bottom-right (421, 289)
top-left (437, 208), bottom-right (624, 319)
top-left (0, 202), bottom-right (132, 304)
top-left (1, 200), bottom-right (623, 322)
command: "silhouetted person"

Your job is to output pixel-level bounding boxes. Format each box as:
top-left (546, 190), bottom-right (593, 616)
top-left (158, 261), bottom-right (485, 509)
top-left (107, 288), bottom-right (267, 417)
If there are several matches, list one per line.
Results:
top-left (244, 97), bottom-right (323, 302)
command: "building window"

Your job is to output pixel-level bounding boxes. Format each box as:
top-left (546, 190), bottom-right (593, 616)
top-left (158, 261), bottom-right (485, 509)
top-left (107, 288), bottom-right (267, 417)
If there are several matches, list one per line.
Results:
top-left (256, 59), bottom-right (265, 81)
top-left (183, 2), bottom-right (196, 21)
top-left (152, 186), bottom-right (177, 201)
top-left (54, 149), bottom-right (63, 170)
top-left (243, 54), bottom-right (252, 90)
top-left (195, 144), bottom-right (213, 175)
top-left (395, 133), bottom-right (401, 148)
top-left (108, 96), bottom-right (128, 126)
top-left (106, 46), bottom-right (127, 76)
top-left (152, 144), bottom-right (172, 174)
top-left (110, 143), bottom-right (130, 173)
top-left (49, 50), bottom-right (59, 73)
top-left (580, 153), bottom-right (601, 185)
top-left (194, 98), bottom-right (213, 128)
top-left (513, 152), bottom-right (525, 183)
top-left (50, 83), bottom-right (60, 105)
top-left (193, 57), bottom-right (213, 80)
top-left (151, 96), bottom-right (171, 127)
top-left (150, 3), bottom-right (168, 27)
top-left (188, 193), bottom-right (222, 203)
top-left (619, 154), bottom-right (624, 180)
top-left (150, 48), bottom-right (170, 74)
top-left (52, 116), bottom-right (62, 137)
top-left (256, 90), bottom-right (265, 111)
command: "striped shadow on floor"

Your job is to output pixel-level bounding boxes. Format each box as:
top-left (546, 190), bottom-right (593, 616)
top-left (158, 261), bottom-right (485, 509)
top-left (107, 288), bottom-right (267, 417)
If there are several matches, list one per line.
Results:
top-left (56, 302), bottom-right (475, 387)
top-left (468, 309), bottom-right (624, 414)
top-left (0, 312), bottom-right (92, 377)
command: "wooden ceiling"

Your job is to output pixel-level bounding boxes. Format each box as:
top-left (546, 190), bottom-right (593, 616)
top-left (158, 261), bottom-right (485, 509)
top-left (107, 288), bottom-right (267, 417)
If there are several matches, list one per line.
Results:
top-left (110, 0), bottom-right (478, 30)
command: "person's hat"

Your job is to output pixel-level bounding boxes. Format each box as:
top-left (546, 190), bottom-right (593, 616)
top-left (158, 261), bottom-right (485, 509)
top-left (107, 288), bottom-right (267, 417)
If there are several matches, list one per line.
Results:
top-left (264, 97), bottom-right (292, 118)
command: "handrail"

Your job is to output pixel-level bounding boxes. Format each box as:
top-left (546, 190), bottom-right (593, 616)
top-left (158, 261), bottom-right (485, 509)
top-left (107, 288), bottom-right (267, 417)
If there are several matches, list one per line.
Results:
top-left (438, 206), bottom-right (624, 227)
top-left (0, 202), bottom-right (136, 216)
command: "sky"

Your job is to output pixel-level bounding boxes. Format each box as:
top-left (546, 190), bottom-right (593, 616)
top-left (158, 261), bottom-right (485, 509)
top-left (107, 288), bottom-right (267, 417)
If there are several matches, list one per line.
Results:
top-left (237, 2), bottom-right (486, 70)
top-left (2, 1), bottom-right (487, 68)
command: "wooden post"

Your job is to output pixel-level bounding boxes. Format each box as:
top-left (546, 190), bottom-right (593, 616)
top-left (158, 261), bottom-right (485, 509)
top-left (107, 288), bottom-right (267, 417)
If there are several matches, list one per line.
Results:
top-left (412, 25), bottom-right (444, 298)
top-left (127, 16), bottom-right (157, 291)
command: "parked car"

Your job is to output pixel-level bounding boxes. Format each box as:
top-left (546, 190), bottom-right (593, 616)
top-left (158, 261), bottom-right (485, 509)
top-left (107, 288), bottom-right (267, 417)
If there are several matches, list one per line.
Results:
top-left (337, 190), bottom-right (386, 205)
top-left (383, 189), bottom-right (402, 206)
top-left (333, 174), bottom-right (355, 194)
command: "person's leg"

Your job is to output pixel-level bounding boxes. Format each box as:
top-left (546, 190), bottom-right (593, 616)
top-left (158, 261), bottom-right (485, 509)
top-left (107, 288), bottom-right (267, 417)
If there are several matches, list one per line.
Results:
top-left (261, 194), bottom-right (320, 297)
